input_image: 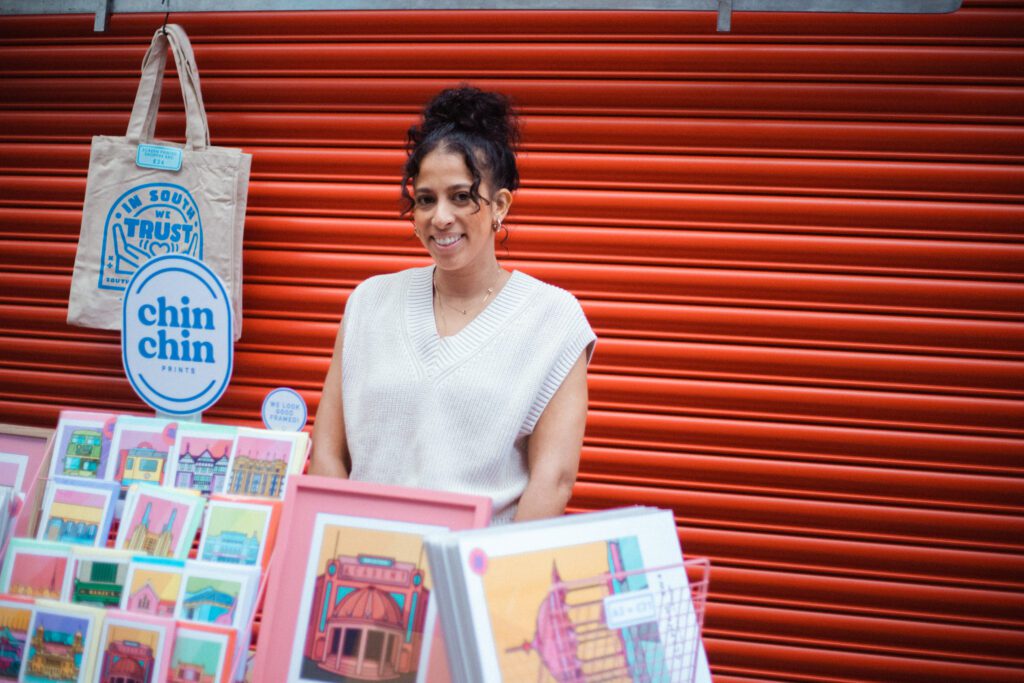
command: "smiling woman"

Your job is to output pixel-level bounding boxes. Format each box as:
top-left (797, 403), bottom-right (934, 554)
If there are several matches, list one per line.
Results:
top-left (310, 85), bottom-right (596, 524)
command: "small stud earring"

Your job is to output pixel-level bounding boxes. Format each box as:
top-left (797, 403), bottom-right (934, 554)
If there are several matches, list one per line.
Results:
top-left (492, 220), bottom-right (501, 232)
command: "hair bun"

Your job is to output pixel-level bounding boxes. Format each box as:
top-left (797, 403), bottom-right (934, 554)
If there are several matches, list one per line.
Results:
top-left (422, 85), bottom-right (519, 150)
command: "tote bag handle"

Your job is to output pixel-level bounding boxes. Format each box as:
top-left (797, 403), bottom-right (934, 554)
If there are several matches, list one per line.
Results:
top-left (126, 24), bottom-right (210, 150)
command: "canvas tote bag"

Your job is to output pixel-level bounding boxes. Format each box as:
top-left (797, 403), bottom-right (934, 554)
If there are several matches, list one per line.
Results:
top-left (68, 24), bottom-right (250, 339)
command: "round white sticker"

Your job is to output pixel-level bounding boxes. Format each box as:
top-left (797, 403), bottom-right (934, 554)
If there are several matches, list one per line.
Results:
top-left (121, 254), bottom-right (233, 415)
top-left (262, 387), bottom-right (308, 432)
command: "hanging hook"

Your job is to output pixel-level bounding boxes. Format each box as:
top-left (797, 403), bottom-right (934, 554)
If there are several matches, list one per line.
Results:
top-left (161, 0), bottom-right (170, 35)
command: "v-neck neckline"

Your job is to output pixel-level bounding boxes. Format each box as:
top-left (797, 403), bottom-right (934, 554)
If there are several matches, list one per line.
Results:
top-left (405, 266), bottom-right (533, 376)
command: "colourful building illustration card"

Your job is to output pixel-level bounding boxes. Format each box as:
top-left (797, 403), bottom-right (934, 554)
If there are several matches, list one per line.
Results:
top-left (108, 416), bottom-right (178, 501)
top-left (168, 622), bottom-right (236, 683)
top-left (287, 513), bottom-right (447, 683)
top-left (20, 600), bottom-right (104, 683)
top-left (196, 497), bottom-right (279, 571)
top-left (68, 547), bottom-right (132, 609)
top-left (224, 428), bottom-right (303, 500)
top-left (0, 596), bottom-right (33, 682)
top-left (94, 611), bottom-right (174, 683)
top-left (174, 561), bottom-right (258, 631)
top-left (121, 558), bottom-right (185, 618)
top-left (254, 477), bottom-right (491, 683)
top-left (166, 424), bottom-right (236, 498)
top-left (442, 507), bottom-right (710, 683)
top-left (48, 411), bottom-right (119, 482)
top-left (0, 539), bottom-right (72, 601)
top-left (35, 478), bottom-right (118, 548)
top-left (114, 486), bottom-right (204, 559)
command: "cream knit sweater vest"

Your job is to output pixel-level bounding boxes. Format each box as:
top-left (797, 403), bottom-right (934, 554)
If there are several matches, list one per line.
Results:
top-left (341, 266), bottom-right (596, 524)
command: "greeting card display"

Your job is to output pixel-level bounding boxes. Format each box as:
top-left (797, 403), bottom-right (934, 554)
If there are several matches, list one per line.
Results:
top-left (166, 424), bottom-right (237, 497)
top-left (0, 539), bottom-right (73, 600)
top-left (68, 547), bottom-right (132, 608)
top-left (35, 478), bottom-right (118, 548)
top-left (425, 507), bottom-right (712, 683)
top-left (48, 411), bottom-right (118, 481)
top-left (253, 476), bottom-right (492, 683)
top-left (121, 557), bottom-right (184, 618)
top-left (169, 622), bottom-right (237, 683)
top-left (114, 486), bottom-right (204, 559)
top-left (0, 596), bottom-right (33, 681)
top-left (21, 600), bottom-right (104, 683)
top-left (108, 416), bottom-right (178, 500)
top-left (94, 610), bottom-right (175, 683)
top-left (196, 496), bottom-right (280, 571)
top-left (223, 427), bottom-right (308, 500)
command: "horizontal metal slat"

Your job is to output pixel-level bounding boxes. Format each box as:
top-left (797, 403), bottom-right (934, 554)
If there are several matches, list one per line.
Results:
top-left (584, 410), bottom-right (1024, 474)
top-left (589, 373), bottom-right (1024, 436)
top-left (3, 112), bottom-right (1021, 161)
top-left (703, 602), bottom-right (1024, 666)
top-left (6, 240), bottom-right (1020, 320)
top-left (704, 635), bottom-right (1023, 682)
top-left (572, 481), bottom-right (1024, 553)
top-left (707, 565), bottom-right (1024, 628)
top-left (6, 143), bottom-right (1023, 203)
top-left (578, 446), bottom-right (1024, 513)
top-left (3, 77), bottom-right (1021, 122)
top-left (1, 275), bottom-right (1020, 360)
top-left (3, 44), bottom-right (1020, 84)
top-left (1, 8), bottom-right (1020, 45)
top-left (4, 206), bottom-right (1023, 280)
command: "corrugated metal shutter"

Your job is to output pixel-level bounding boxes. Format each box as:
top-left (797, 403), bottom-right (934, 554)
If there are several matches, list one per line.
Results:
top-left (1, 4), bottom-right (1023, 680)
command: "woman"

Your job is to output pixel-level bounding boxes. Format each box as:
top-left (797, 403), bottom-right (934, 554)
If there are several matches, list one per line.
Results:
top-left (310, 86), bottom-right (596, 524)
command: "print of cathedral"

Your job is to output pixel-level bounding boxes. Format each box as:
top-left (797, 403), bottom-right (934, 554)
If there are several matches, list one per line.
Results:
top-left (304, 554), bottom-right (429, 682)
top-left (26, 624), bottom-right (83, 680)
top-left (124, 502), bottom-right (178, 556)
top-left (174, 442), bottom-right (230, 495)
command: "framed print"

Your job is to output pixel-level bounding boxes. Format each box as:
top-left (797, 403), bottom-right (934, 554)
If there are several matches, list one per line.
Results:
top-left (168, 622), bottom-right (237, 683)
top-left (166, 424), bottom-right (236, 498)
top-left (108, 416), bottom-right (178, 501)
top-left (223, 428), bottom-right (305, 500)
top-left (115, 486), bottom-right (204, 559)
top-left (0, 423), bottom-right (54, 538)
top-left (196, 496), bottom-right (280, 572)
top-left (35, 478), bottom-right (118, 547)
top-left (94, 611), bottom-right (175, 683)
top-left (20, 600), bottom-right (104, 683)
top-left (0, 596), bottom-right (34, 682)
top-left (253, 476), bottom-right (491, 683)
top-left (0, 539), bottom-right (72, 600)
top-left (175, 561), bottom-right (258, 631)
top-left (121, 557), bottom-right (185, 618)
top-left (69, 547), bottom-right (132, 608)
top-left (47, 411), bottom-right (119, 482)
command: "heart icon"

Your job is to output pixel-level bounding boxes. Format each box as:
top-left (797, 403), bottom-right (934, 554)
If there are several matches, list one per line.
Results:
top-left (149, 242), bottom-right (171, 256)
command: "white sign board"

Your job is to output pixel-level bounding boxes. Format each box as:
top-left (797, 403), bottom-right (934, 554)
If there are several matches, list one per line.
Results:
top-left (261, 387), bottom-right (308, 432)
top-left (121, 254), bottom-right (233, 416)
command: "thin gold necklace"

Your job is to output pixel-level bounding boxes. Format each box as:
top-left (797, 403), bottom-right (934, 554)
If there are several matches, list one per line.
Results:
top-left (434, 266), bottom-right (503, 335)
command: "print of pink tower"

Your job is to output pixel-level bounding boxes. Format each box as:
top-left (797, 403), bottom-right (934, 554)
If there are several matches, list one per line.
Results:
top-left (506, 563), bottom-right (584, 682)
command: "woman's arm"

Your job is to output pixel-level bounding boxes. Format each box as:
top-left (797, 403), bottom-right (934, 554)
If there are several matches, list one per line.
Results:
top-left (309, 321), bottom-right (350, 478)
top-left (513, 351), bottom-right (589, 522)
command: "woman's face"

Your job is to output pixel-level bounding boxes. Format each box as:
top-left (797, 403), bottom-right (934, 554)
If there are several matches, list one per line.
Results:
top-left (412, 147), bottom-right (510, 276)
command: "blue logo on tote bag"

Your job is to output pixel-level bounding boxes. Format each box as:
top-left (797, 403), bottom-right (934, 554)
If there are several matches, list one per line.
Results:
top-left (98, 182), bottom-right (203, 290)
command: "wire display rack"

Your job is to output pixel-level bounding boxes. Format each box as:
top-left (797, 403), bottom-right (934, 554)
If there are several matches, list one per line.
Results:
top-left (511, 557), bottom-right (710, 683)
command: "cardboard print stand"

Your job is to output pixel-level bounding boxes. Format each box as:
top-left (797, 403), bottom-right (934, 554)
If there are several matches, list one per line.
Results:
top-left (253, 476), bottom-right (492, 683)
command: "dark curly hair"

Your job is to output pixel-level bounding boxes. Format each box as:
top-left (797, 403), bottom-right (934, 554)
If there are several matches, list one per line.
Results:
top-left (401, 85), bottom-right (520, 216)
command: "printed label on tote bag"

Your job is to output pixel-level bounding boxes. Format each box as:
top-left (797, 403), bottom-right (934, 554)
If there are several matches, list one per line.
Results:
top-left (97, 182), bottom-right (204, 291)
top-left (135, 143), bottom-right (183, 171)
